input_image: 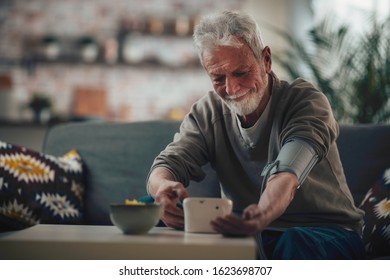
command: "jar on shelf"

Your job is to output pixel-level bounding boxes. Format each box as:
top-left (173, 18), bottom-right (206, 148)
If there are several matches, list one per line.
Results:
top-left (41, 35), bottom-right (61, 60)
top-left (78, 36), bottom-right (99, 63)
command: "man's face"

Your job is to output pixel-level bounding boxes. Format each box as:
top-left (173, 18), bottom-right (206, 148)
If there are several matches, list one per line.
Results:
top-left (202, 42), bottom-right (272, 118)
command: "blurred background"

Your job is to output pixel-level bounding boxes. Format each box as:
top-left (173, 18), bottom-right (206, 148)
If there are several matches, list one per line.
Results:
top-left (0, 0), bottom-right (389, 150)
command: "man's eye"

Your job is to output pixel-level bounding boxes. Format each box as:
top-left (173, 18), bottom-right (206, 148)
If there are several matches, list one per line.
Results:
top-left (234, 72), bottom-right (246, 77)
top-left (213, 77), bottom-right (225, 84)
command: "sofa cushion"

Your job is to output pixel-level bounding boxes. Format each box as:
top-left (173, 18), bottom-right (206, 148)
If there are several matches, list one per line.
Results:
top-left (359, 167), bottom-right (390, 258)
top-left (0, 141), bottom-right (85, 231)
top-left (337, 125), bottom-right (390, 206)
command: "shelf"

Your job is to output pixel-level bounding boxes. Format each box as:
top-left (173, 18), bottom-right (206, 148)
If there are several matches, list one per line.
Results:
top-left (1, 34), bottom-right (201, 70)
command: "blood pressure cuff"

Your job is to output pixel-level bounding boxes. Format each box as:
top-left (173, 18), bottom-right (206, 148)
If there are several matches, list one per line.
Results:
top-left (263, 138), bottom-right (319, 186)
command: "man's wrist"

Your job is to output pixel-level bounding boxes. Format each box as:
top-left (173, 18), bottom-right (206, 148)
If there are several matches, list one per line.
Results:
top-left (147, 166), bottom-right (176, 196)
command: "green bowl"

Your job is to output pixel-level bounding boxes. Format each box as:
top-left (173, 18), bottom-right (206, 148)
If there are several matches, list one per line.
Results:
top-left (109, 203), bottom-right (161, 235)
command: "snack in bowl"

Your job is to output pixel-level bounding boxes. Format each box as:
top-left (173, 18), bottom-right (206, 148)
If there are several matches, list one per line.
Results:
top-left (110, 199), bottom-right (161, 235)
top-left (124, 199), bottom-right (145, 205)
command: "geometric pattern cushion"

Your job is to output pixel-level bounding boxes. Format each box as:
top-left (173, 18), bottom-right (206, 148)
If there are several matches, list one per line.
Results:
top-left (0, 141), bottom-right (85, 231)
top-left (359, 168), bottom-right (390, 258)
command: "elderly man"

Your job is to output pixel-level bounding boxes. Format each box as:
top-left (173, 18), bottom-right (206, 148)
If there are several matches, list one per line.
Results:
top-left (147, 11), bottom-right (365, 259)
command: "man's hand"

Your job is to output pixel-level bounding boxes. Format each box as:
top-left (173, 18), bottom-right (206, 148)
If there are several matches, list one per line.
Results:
top-left (211, 172), bottom-right (299, 236)
top-left (210, 204), bottom-right (266, 236)
top-left (154, 180), bottom-right (189, 229)
top-left (148, 167), bottom-right (189, 230)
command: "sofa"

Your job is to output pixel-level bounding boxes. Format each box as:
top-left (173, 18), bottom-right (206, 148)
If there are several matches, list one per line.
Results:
top-left (1, 120), bottom-right (389, 259)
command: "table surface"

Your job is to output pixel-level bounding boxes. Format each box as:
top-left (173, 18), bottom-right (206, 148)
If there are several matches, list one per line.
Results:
top-left (0, 224), bottom-right (257, 260)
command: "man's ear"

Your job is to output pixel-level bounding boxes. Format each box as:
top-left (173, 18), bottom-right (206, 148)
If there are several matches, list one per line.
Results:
top-left (262, 46), bottom-right (272, 73)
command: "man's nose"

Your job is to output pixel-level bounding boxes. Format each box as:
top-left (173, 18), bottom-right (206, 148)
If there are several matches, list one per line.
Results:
top-left (225, 77), bottom-right (240, 96)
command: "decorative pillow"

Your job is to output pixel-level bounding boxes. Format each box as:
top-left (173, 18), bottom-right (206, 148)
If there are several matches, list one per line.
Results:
top-left (359, 168), bottom-right (390, 258)
top-left (0, 141), bottom-right (85, 231)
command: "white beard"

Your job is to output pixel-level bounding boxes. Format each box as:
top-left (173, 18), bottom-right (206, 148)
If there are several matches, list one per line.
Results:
top-left (223, 89), bottom-right (262, 116)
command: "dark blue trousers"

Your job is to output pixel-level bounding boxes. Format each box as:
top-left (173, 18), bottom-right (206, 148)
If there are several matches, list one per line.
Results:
top-left (260, 226), bottom-right (365, 260)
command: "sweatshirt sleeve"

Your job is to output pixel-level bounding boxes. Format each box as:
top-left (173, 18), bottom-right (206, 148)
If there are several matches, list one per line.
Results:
top-left (277, 78), bottom-right (339, 161)
top-left (149, 93), bottom-right (216, 187)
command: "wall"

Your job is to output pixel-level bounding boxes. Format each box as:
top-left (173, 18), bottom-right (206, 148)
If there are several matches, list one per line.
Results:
top-left (0, 0), bottom-right (244, 122)
top-left (0, 0), bottom-right (307, 122)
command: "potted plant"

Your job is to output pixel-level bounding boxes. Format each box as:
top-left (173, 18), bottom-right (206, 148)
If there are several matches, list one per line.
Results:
top-left (275, 14), bottom-right (390, 123)
top-left (27, 93), bottom-right (52, 123)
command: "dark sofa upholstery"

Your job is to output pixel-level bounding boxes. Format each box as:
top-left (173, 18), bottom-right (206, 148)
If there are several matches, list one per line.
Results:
top-left (42, 120), bottom-right (220, 225)
top-left (336, 125), bottom-right (390, 206)
top-left (42, 121), bottom-right (390, 259)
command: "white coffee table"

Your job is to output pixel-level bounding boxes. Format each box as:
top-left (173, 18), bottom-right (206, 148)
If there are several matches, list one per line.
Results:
top-left (0, 224), bottom-right (256, 260)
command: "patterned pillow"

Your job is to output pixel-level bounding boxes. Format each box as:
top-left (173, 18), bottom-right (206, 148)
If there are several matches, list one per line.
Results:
top-left (359, 168), bottom-right (390, 258)
top-left (0, 141), bottom-right (85, 231)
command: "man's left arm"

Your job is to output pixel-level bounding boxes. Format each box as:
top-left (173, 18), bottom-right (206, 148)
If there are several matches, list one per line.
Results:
top-left (211, 139), bottom-right (318, 235)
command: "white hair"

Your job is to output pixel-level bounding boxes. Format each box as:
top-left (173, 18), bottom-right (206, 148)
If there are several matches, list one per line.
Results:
top-left (193, 11), bottom-right (265, 63)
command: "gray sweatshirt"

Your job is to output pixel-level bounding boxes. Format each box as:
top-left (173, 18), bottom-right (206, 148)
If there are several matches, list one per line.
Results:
top-left (151, 72), bottom-right (364, 233)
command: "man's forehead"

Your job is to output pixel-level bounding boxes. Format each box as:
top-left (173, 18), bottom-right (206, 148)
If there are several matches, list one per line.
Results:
top-left (203, 47), bottom-right (253, 73)
top-left (208, 63), bottom-right (250, 76)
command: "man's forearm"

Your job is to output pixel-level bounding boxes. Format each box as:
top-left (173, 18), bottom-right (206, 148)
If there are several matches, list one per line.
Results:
top-left (257, 172), bottom-right (299, 229)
